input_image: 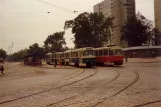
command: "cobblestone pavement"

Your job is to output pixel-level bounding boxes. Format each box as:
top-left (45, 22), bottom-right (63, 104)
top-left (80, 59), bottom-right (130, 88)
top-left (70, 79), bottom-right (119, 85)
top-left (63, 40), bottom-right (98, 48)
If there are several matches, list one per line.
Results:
top-left (0, 62), bottom-right (161, 107)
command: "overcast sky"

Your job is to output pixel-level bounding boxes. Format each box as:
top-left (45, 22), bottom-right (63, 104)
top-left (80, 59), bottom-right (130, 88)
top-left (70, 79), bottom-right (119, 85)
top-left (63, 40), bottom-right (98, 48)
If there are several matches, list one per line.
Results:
top-left (0, 0), bottom-right (154, 54)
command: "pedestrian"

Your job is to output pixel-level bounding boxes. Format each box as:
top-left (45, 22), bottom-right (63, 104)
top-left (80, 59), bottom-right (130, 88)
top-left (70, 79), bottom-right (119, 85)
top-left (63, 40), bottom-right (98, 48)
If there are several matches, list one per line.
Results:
top-left (54, 59), bottom-right (57, 67)
top-left (60, 59), bottom-right (62, 67)
top-left (125, 54), bottom-right (128, 62)
top-left (0, 62), bottom-right (4, 75)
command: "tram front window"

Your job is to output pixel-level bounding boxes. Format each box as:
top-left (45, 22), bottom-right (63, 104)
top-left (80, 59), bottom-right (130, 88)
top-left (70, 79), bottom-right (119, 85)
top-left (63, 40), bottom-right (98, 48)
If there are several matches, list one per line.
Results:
top-left (83, 50), bottom-right (95, 56)
top-left (109, 49), bottom-right (122, 56)
top-left (114, 49), bottom-right (123, 55)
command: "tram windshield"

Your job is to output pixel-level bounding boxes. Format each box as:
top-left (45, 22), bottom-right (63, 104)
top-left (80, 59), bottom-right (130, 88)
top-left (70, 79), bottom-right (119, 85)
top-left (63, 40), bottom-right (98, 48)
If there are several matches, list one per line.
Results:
top-left (114, 49), bottom-right (123, 55)
top-left (109, 49), bottom-right (123, 55)
top-left (83, 50), bottom-right (95, 56)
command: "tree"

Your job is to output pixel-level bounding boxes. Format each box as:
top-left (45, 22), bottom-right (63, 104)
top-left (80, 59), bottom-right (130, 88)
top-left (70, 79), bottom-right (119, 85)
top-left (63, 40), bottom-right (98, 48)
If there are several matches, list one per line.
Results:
top-left (6, 49), bottom-right (29, 62)
top-left (44, 31), bottom-right (66, 52)
top-left (61, 46), bottom-right (69, 51)
top-left (0, 49), bottom-right (7, 59)
top-left (64, 12), bottom-right (113, 48)
top-left (28, 43), bottom-right (45, 58)
top-left (7, 44), bottom-right (45, 62)
top-left (121, 13), bottom-right (153, 47)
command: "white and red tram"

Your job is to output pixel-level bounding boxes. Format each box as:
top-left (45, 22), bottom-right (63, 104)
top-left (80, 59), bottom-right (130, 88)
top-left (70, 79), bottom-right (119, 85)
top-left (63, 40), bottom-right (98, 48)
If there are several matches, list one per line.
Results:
top-left (95, 46), bottom-right (124, 66)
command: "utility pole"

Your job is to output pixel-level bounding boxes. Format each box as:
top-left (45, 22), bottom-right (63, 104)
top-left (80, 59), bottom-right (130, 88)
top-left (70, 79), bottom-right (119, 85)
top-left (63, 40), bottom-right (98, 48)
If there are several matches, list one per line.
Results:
top-left (98, 3), bottom-right (101, 47)
top-left (99, 4), bottom-right (100, 15)
top-left (10, 43), bottom-right (14, 55)
top-left (7, 45), bottom-right (10, 55)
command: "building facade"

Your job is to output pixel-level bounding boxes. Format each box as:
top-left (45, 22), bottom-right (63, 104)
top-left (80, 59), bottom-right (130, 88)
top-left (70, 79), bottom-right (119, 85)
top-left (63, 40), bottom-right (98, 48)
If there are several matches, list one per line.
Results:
top-left (93, 0), bottom-right (135, 46)
top-left (154, 0), bottom-right (161, 33)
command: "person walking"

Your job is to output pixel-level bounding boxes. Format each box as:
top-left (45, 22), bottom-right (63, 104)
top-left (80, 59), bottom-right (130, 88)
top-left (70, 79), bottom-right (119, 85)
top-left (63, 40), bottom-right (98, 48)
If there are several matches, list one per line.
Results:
top-left (0, 62), bottom-right (4, 75)
top-left (125, 54), bottom-right (128, 62)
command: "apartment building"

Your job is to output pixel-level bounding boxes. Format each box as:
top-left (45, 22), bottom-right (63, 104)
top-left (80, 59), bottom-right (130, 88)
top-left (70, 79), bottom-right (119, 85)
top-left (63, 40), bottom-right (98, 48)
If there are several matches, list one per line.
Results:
top-left (154, 0), bottom-right (161, 33)
top-left (93, 0), bottom-right (135, 46)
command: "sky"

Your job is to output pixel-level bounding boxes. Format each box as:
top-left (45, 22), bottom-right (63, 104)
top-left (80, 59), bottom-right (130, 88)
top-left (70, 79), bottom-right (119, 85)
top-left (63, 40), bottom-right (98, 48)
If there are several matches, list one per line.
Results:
top-left (0, 0), bottom-right (154, 54)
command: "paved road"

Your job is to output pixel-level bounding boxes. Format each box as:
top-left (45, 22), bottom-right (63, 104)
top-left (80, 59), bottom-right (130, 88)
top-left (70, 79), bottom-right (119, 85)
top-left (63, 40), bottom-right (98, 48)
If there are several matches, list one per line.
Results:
top-left (0, 62), bottom-right (161, 107)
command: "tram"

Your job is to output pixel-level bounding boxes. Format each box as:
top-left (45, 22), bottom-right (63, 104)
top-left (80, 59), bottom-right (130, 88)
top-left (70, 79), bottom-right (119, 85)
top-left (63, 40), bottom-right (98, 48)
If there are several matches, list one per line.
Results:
top-left (55, 52), bottom-right (64, 65)
top-left (70, 47), bottom-right (96, 67)
top-left (64, 50), bottom-right (71, 66)
top-left (46, 52), bottom-right (64, 65)
top-left (46, 53), bottom-right (54, 65)
top-left (95, 46), bottom-right (124, 66)
top-left (46, 47), bottom-right (96, 67)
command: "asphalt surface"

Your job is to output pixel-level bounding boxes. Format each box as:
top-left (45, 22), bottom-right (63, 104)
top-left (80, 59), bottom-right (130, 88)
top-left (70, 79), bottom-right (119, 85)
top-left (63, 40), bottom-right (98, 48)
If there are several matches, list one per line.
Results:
top-left (0, 62), bottom-right (161, 107)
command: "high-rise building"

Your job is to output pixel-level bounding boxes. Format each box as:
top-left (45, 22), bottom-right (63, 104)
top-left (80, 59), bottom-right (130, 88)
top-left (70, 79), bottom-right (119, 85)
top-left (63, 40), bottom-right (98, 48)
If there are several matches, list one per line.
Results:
top-left (93, 0), bottom-right (135, 46)
top-left (154, 0), bottom-right (161, 33)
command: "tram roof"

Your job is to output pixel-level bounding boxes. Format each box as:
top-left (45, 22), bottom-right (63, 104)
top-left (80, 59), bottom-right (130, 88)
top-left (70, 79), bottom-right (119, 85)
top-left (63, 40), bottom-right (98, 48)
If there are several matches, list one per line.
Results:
top-left (55, 52), bottom-right (63, 54)
top-left (95, 46), bottom-right (122, 50)
top-left (72, 47), bottom-right (94, 52)
top-left (123, 45), bottom-right (161, 51)
top-left (64, 50), bottom-right (71, 53)
top-left (46, 53), bottom-right (53, 55)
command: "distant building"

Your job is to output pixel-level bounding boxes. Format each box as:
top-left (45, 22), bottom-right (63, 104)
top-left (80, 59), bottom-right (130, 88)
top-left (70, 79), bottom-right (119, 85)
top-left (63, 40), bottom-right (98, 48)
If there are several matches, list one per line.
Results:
top-left (93, 0), bottom-right (135, 46)
top-left (154, 0), bottom-right (161, 33)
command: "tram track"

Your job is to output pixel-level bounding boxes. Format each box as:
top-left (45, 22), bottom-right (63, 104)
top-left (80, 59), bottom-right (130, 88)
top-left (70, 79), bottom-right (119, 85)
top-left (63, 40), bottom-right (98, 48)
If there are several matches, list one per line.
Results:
top-left (91, 71), bottom-right (140, 107)
top-left (132, 100), bottom-right (161, 107)
top-left (0, 68), bottom-right (85, 97)
top-left (58, 70), bottom-right (139, 107)
top-left (0, 68), bottom-right (97, 105)
top-left (44, 69), bottom-right (120, 107)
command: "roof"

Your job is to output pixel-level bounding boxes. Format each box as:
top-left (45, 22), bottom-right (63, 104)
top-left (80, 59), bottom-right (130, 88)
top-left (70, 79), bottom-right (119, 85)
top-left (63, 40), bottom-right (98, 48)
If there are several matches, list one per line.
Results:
top-left (95, 46), bottom-right (122, 50)
top-left (46, 53), bottom-right (53, 55)
top-left (95, 47), bottom-right (110, 50)
top-left (123, 45), bottom-right (161, 51)
top-left (64, 47), bottom-right (94, 53)
top-left (64, 50), bottom-right (71, 53)
top-left (55, 52), bottom-right (63, 54)
top-left (72, 47), bottom-right (94, 52)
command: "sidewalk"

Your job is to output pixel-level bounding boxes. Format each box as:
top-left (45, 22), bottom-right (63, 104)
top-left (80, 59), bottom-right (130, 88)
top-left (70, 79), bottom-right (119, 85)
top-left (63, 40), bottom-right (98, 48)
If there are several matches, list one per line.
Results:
top-left (127, 57), bottom-right (161, 63)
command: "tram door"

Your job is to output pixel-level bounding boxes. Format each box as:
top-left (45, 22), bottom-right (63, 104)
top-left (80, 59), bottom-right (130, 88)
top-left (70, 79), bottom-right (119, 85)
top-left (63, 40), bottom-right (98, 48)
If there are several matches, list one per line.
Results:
top-left (79, 50), bottom-right (83, 64)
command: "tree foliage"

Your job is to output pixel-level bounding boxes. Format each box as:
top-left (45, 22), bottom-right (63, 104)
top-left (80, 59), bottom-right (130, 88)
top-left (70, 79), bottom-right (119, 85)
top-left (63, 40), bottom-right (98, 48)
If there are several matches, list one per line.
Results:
top-left (7, 43), bottom-right (45, 62)
top-left (28, 43), bottom-right (45, 58)
top-left (121, 13), bottom-right (154, 47)
top-left (7, 49), bottom-right (29, 61)
top-left (64, 12), bottom-right (113, 48)
top-left (0, 49), bottom-right (7, 59)
top-left (44, 31), bottom-right (66, 52)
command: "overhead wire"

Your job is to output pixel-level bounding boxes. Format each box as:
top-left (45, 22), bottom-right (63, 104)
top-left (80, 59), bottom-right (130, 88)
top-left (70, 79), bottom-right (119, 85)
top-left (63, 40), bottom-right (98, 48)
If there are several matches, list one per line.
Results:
top-left (36, 0), bottom-right (77, 14)
top-left (0, 12), bottom-right (50, 15)
top-left (0, 0), bottom-right (153, 15)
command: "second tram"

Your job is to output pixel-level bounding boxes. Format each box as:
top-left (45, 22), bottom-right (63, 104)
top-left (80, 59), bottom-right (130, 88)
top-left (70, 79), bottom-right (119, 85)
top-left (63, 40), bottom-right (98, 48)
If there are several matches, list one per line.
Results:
top-left (95, 46), bottom-right (124, 66)
top-left (65, 47), bottom-right (96, 67)
top-left (46, 53), bottom-right (55, 65)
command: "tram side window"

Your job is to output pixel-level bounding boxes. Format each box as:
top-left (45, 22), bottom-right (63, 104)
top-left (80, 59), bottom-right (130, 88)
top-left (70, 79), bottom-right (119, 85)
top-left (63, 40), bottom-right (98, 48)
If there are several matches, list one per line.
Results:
top-left (109, 50), bottom-right (114, 56)
top-left (72, 52), bottom-right (77, 57)
top-left (65, 53), bottom-right (69, 58)
top-left (96, 51), bottom-right (99, 56)
top-left (104, 50), bottom-right (109, 56)
top-left (76, 52), bottom-right (78, 57)
top-left (99, 50), bottom-right (103, 56)
top-left (71, 52), bottom-right (74, 57)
